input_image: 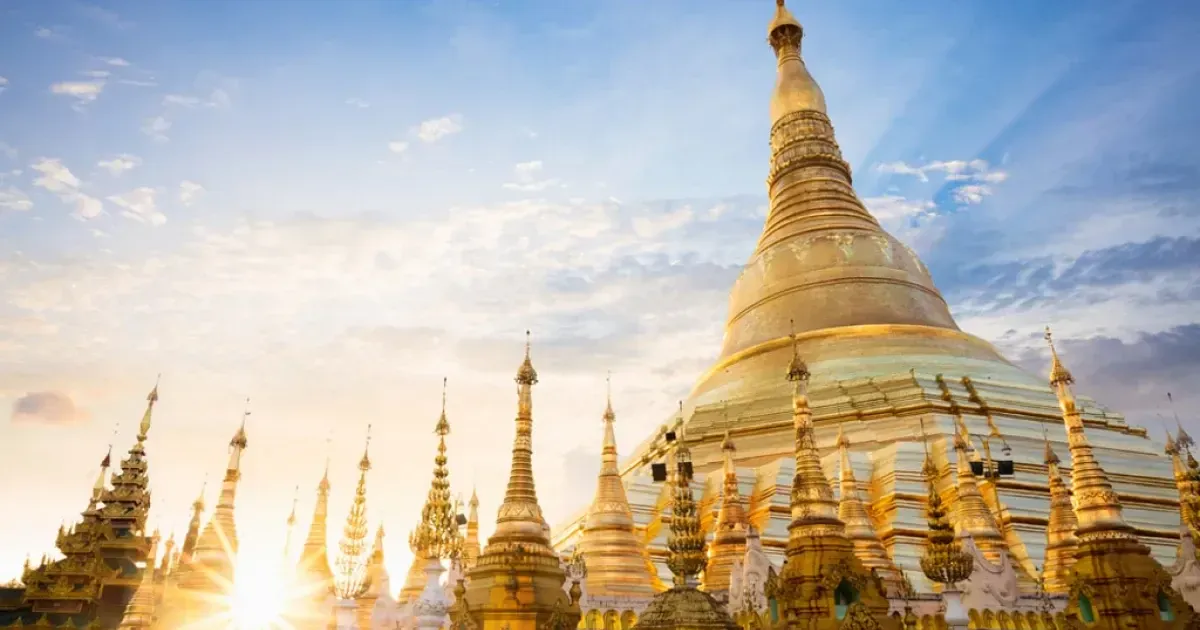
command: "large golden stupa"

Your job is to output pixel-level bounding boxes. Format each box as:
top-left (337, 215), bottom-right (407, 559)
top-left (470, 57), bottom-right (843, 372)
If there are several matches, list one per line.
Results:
top-left (552, 0), bottom-right (1178, 589)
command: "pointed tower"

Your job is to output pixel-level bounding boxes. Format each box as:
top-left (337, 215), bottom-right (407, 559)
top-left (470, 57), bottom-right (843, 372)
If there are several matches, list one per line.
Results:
top-left (948, 428), bottom-right (1008, 563)
top-left (452, 333), bottom-right (581, 630)
top-left (704, 430), bottom-right (748, 593)
top-left (182, 403), bottom-right (250, 594)
top-left (334, 428), bottom-right (373, 600)
top-left (118, 532), bottom-right (161, 630)
top-left (836, 426), bottom-right (904, 594)
top-left (1040, 435), bottom-right (1078, 594)
top-left (463, 489), bottom-right (482, 570)
top-left (630, 427), bottom-right (738, 630)
top-left (578, 376), bottom-right (656, 597)
top-left (772, 328), bottom-right (896, 629)
top-left (179, 482), bottom-right (206, 566)
top-left (284, 486), bottom-right (299, 564)
top-left (1045, 329), bottom-right (1191, 628)
top-left (297, 458), bottom-right (335, 599)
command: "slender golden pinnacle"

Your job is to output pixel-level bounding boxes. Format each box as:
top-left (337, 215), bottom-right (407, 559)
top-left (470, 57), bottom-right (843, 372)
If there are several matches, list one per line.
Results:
top-left (666, 426), bottom-right (705, 587)
top-left (409, 380), bottom-right (463, 560)
top-left (918, 420), bottom-right (973, 586)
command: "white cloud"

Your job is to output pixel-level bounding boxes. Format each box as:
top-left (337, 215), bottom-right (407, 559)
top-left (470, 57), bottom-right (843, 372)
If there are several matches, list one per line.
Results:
top-left (118, 79), bottom-right (157, 87)
top-left (50, 81), bottom-right (105, 107)
top-left (34, 27), bottom-right (53, 38)
top-left (31, 157), bottom-right (103, 220)
top-left (388, 141), bottom-right (409, 154)
top-left (414, 115), bottom-right (464, 143)
top-left (164, 88), bottom-right (231, 110)
top-left (97, 154), bottom-right (141, 176)
top-left (502, 160), bottom-right (562, 192)
top-left (142, 116), bottom-right (171, 142)
top-left (0, 187), bottom-right (33, 212)
top-left (0, 76), bottom-right (7, 94)
top-left (632, 206), bottom-right (694, 238)
top-left (179, 181), bottom-right (204, 206)
top-left (83, 70), bottom-right (110, 79)
top-left (346, 98), bottom-right (370, 109)
top-left (108, 187), bottom-right (165, 226)
top-left (32, 158), bottom-right (81, 194)
top-left (163, 94), bottom-right (201, 107)
top-left (101, 57), bottom-right (130, 67)
top-left (862, 195), bottom-right (936, 223)
top-left (952, 184), bottom-right (993, 205)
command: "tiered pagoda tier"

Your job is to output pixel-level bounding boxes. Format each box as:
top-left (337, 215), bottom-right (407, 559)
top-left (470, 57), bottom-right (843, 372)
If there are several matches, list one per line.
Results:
top-left (550, 0), bottom-right (1180, 588)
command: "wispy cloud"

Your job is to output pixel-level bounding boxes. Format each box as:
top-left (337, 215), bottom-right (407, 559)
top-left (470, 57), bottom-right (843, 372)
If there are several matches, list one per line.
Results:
top-left (31, 158), bottom-right (103, 219)
top-left (414, 114), bottom-right (463, 143)
top-left (100, 57), bottom-right (130, 67)
top-left (97, 154), bottom-right (142, 176)
top-left (345, 98), bottom-right (370, 109)
top-left (49, 81), bottom-right (105, 108)
top-left (388, 141), bottom-right (409, 154)
top-left (34, 27), bottom-right (54, 39)
top-left (141, 116), bottom-right (171, 142)
top-left (501, 160), bottom-right (561, 192)
top-left (179, 181), bottom-right (204, 206)
top-left (0, 77), bottom-right (7, 94)
top-left (10, 392), bottom-right (89, 425)
top-left (0, 187), bottom-right (33, 213)
top-left (876, 158), bottom-right (1009, 193)
top-left (108, 187), bottom-right (165, 225)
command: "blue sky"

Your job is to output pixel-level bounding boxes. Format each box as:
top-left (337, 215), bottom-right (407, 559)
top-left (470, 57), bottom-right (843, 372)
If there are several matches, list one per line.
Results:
top-left (1, 0), bottom-right (1198, 587)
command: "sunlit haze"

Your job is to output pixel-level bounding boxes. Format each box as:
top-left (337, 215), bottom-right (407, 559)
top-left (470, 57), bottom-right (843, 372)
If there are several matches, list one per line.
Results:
top-left (2, 0), bottom-right (1199, 602)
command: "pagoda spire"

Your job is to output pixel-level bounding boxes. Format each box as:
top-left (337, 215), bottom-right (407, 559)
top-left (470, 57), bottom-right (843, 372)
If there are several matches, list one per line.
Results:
top-left (179, 480), bottom-right (205, 564)
top-left (1044, 329), bottom-right (1131, 536)
top-left (705, 425), bottom-right (749, 592)
top-left (1045, 327), bottom-right (1183, 628)
top-left (284, 485), bottom-right (299, 562)
top-left (836, 425), bottom-right (904, 594)
top-left (334, 426), bottom-right (373, 599)
top-left (409, 378), bottom-right (462, 561)
top-left (298, 441), bottom-right (335, 597)
top-left (92, 445), bottom-right (113, 504)
top-left (182, 400), bottom-right (250, 594)
top-left (118, 531), bottom-right (161, 630)
top-left (919, 421), bottom-right (973, 587)
top-left (949, 426), bottom-right (1008, 562)
top-left (452, 332), bottom-right (581, 630)
top-left (1040, 431), bottom-right (1078, 594)
top-left (772, 323), bottom-right (895, 627)
top-left (578, 373), bottom-right (655, 596)
top-left (463, 488), bottom-right (481, 569)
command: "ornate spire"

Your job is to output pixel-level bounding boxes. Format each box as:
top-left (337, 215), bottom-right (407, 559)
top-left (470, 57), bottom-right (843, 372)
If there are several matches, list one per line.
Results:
top-left (410, 380), bottom-right (463, 561)
top-left (452, 334), bottom-right (580, 630)
top-left (949, 427), bottom-right (1007, 562)
top-left (92, 445), bottom-right (113, 504)
top-left (1171, 392), bottom-right (1194, 451)
top-left (183, 402), bottom-right (250, 593)
top-left (365, 525), bottom-right (388, 598)
top-left (298, 445), bottom-right (335, 598)
top-left (284, 485), bottom-right (299, 562)
top-left (1040, 431), bottom-right (1078, 594)
top-left (463, 488), bottom-right (481, 569)
top-left (666, 428), bottom-right (705, 587)
top-left (117, 531), bottom-right (161, 630)
top-left (579, 375), bottom-right (655, 596)
top-left (706, 426), bottom-right (749, 592)
top-left (785, 325), bottom-right (840, 527)
top-left (918, 421), bottom-right (973, 586)
top-left (1043, 327), bottom-right (1133, 538)
top-left (492, 330), bottom-right (547, 541)
top-left (335, 426), bottom-right (373, 599)
top-left (767, 0), bottom-right (826, 122)
top-left (179, 480), bottom-right (205, 564)
top-left (836, 425), bottom-right (904, 592)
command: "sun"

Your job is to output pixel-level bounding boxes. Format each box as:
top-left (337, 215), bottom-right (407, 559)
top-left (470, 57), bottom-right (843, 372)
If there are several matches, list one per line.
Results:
top-left (230, 557), bottom-right (288, 629)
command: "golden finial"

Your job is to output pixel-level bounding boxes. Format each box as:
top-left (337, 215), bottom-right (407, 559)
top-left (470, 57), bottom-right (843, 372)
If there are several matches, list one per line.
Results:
top-left (409, 384), bottom-right (463, 560)
top-left (359, 424), bottom-right (372, 471)
top-left (288, 485), bottom-right (299, 525)
top-left (1044, 326), bottom-right (1074, 386)
top-left (786, 319), bottom-right (809, 382)
top-left (919, 419), bottom-right (972, 585)
top-left (603, 371), bottom-right (615, 422)
top-left (836, 423), bottom-right (850, 450)
top-left (516, 329), bottom-right (538, 385)
top-left (193, 477), bottom-right (207, 511)
top-left (721, 428), bottom-right (735, 453)
top-left (230, 397), bottom-right (250, 450)
top-left (1170, 392), bottom-right (1194, 450)
top-left (138, 375), bottom-right (159, 442)
top-left (665, 426), bottom-right (705, 587)
top-left (436, 378), bottom-right (450, 435)
top-left (1043, 426), bottom-right (1060, 466)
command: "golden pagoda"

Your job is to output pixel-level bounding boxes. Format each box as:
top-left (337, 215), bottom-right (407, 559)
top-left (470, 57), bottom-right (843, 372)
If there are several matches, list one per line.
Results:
top-left (630, 427), bottom-right (738, 630)
top-left (1039, 434), bottom-right (1078, 594)
top-left (117, 532), bottom-right (160, 630)
top-left (464, 489), bottom-right (482, 570)
top-left (947, 428), bottom-right (1007, 564)
top-left (553, 0), bottom-right (1182, 590)
top-left (334, 428), bottom-right (374, 601)
top-left (1, 383), bottom-right (160, 630)
top-left (1044, 329), bottom-right (1193, 628)
top-left (704, 430), bottom-right (748, 594)
top-left (835, 427), bottom-right (903, 595)
top-left (770, 331), bottom-right (896, 629)
top-left (578, 377), bottom-right (657, 598)
top-left (450, 333), bottom-right (582, 630)
top-left (179, 482), bottom-right (205, 567)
